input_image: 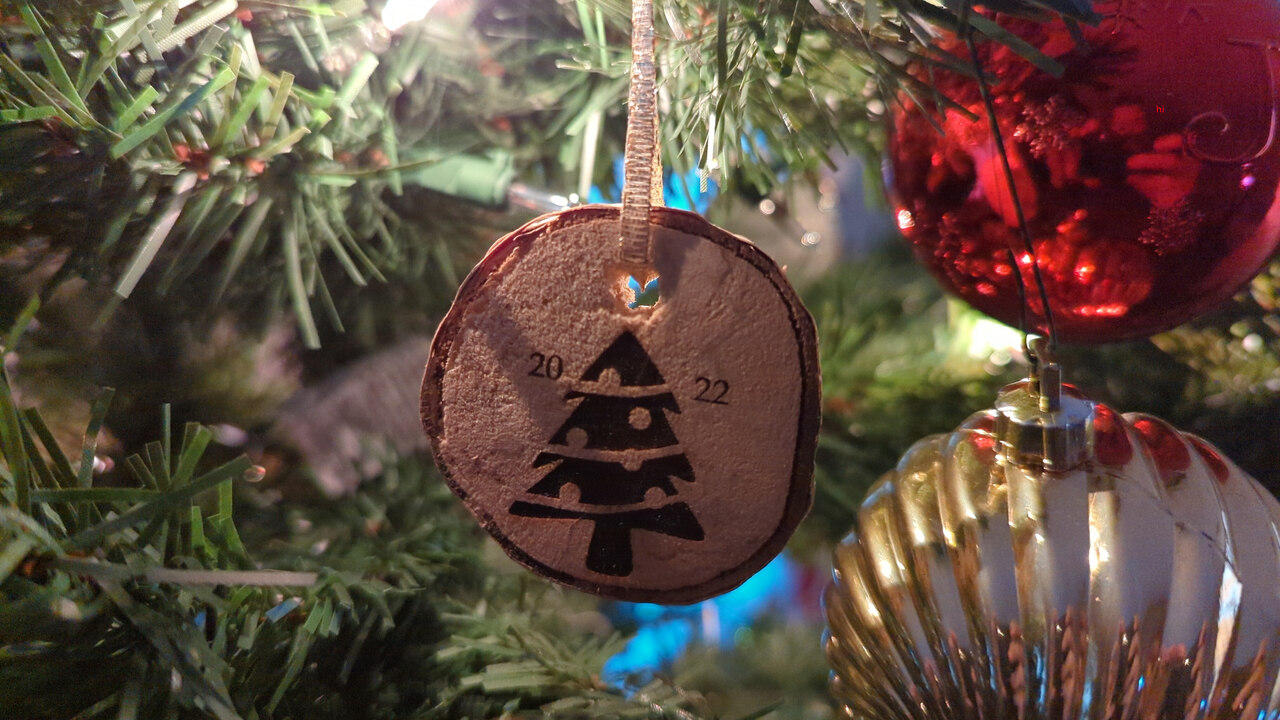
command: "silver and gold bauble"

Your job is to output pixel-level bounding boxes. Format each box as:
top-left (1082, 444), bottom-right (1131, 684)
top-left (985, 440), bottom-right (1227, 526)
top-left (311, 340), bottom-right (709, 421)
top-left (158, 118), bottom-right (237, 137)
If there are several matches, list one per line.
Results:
top-left (824, 372), bottom-right (1280, 719)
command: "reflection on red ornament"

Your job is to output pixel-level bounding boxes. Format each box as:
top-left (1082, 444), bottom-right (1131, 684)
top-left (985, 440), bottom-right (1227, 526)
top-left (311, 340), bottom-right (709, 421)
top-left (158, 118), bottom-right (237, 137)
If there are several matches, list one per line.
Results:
top-left (1131, 415), bottom-right (1192, 485)
top-left (1027, 225), bottom-right (1153, 320)
top-left (889, 2), bottom-right (1280, 343)
top-left (1093, 403), bottom-right (1133, 467)
top-left (1187, 435), bottom-right (1231, 484)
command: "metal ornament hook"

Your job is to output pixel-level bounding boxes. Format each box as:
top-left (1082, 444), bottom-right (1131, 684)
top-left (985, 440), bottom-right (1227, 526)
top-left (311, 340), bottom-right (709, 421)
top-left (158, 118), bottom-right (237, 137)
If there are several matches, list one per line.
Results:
top-left (995, 336), bottom-right (1095, 472)
top-left (1027, 335), bottom-right (1061, 413)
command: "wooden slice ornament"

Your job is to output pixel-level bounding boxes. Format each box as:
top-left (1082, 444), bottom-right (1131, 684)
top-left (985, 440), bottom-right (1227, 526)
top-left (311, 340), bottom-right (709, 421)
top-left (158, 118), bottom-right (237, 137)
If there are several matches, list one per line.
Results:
top-left (420, 0), bottom-right (819, 604)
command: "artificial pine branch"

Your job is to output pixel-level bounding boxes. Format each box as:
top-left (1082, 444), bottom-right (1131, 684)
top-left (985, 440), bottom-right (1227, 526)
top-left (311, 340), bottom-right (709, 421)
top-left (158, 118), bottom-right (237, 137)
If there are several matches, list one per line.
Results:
top-left (1, 323), bottom-right (723, 718)
top-left (3, 0), bottom-right (1099, 346)
top-left (7, 2), bottom-right (1280, 716)
top-left (0, 0), bottom-right (546, 346)
top-left (5, 248), bottom-right (1280, 720)
top-left (797, 247), bottom-right (1021, 545)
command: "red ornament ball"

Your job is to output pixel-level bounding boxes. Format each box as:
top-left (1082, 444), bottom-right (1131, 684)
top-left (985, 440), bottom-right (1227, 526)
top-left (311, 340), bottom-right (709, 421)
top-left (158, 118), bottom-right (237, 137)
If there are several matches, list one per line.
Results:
top-left (889, 2), bottom-right (1280, 343)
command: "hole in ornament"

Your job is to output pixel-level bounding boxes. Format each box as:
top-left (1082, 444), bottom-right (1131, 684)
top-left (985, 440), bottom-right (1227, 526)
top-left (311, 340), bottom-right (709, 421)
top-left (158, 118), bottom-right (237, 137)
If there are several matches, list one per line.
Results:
top-left (627, 275), bottom-right (660, 308)
top-left (608, 266), bottom-right (660, 311)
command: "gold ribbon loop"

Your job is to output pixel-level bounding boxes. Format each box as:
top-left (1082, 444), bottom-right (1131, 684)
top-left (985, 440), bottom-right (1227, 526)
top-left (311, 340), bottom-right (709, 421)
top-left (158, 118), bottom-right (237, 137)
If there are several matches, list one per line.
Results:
top-left (619, 0), bottom-right (661, 270)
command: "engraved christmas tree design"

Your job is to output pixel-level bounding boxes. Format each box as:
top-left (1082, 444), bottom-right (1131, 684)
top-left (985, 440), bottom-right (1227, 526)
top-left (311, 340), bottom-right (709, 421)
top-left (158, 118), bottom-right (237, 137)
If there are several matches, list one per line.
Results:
top-left (509, 331), bottom-right (704, 576)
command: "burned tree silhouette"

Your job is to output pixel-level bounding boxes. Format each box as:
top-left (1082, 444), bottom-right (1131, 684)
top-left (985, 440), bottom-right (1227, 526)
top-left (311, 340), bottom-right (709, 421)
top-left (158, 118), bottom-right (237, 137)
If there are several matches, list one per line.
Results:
top-left (510, 331), bottom-right (704, 576)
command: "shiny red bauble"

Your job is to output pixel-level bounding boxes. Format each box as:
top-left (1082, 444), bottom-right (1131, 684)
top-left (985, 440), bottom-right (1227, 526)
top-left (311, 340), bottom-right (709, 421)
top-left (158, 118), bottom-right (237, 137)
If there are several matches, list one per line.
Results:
top-left (889, 1), bottom-right (1280, 343)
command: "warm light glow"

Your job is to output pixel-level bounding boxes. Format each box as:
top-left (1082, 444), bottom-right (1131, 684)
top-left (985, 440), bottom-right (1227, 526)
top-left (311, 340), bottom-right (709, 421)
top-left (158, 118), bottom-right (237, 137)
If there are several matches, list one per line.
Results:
top-left (382, 0), bottom-right (440, 30)
top-left (896, 208), bottom-right (915, 230)
top-left (1075, 304), bottom-right (1129, 318)
top-left (965, 317), bottom-right (1023, 360)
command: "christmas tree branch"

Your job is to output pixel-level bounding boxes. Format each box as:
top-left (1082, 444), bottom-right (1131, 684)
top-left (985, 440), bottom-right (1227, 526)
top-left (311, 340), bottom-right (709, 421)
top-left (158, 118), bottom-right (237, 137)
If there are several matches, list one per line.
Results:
top-left (0, 310), bottom-right (727, 718)
top-left (3, 0), bottom-right (1101, 346)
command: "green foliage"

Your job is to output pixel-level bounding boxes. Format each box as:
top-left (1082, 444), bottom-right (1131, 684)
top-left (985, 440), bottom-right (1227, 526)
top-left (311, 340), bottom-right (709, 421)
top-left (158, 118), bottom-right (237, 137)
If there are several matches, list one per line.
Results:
top-left (673, 616), bottom-right (832, 720)
top-left (0, 0), bottom-right (554, 346)
top-left (1056, 261), bottom-right (1280, 496)
top-left (0, 339), bottom-right (721, 718)
top-left (2, 0), bottom-right (1103, 347)
top-left (7, 2), bottom-right (1280, 718)
top-left (797, 249), bottom-right (1020, 543)
top-left (804, 248), bottom-right (1280, 514)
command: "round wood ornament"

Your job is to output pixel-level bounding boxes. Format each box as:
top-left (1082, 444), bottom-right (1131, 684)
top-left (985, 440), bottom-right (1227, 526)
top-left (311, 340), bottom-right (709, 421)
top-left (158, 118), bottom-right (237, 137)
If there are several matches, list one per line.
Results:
top-left (421, 205), bottom-right (820, 603)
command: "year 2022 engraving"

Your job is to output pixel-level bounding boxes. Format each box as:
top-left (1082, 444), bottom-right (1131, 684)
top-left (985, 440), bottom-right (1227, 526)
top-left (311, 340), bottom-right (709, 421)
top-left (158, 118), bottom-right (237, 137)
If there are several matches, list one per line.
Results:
top-left (509, 331), bottom-right (705, 576)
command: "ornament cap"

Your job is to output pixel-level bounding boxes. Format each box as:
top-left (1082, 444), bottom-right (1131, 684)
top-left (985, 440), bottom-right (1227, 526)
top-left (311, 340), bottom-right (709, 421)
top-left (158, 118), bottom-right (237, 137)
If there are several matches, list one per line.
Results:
top-left (995, 376), bottom-right (1094, 471)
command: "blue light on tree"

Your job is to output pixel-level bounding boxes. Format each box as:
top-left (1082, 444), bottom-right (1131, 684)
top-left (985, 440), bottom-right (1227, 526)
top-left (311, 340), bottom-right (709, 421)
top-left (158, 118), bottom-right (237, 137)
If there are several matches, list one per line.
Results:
top-left (601, 553), bottom-right (798, 690)
top-left (589, 157), bottom-right (718, 215)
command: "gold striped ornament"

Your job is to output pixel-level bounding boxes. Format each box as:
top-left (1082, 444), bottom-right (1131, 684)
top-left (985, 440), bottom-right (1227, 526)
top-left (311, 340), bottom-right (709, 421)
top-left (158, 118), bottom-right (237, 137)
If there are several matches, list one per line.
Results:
top-left (824, 376), bottom-right (1280, 719)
